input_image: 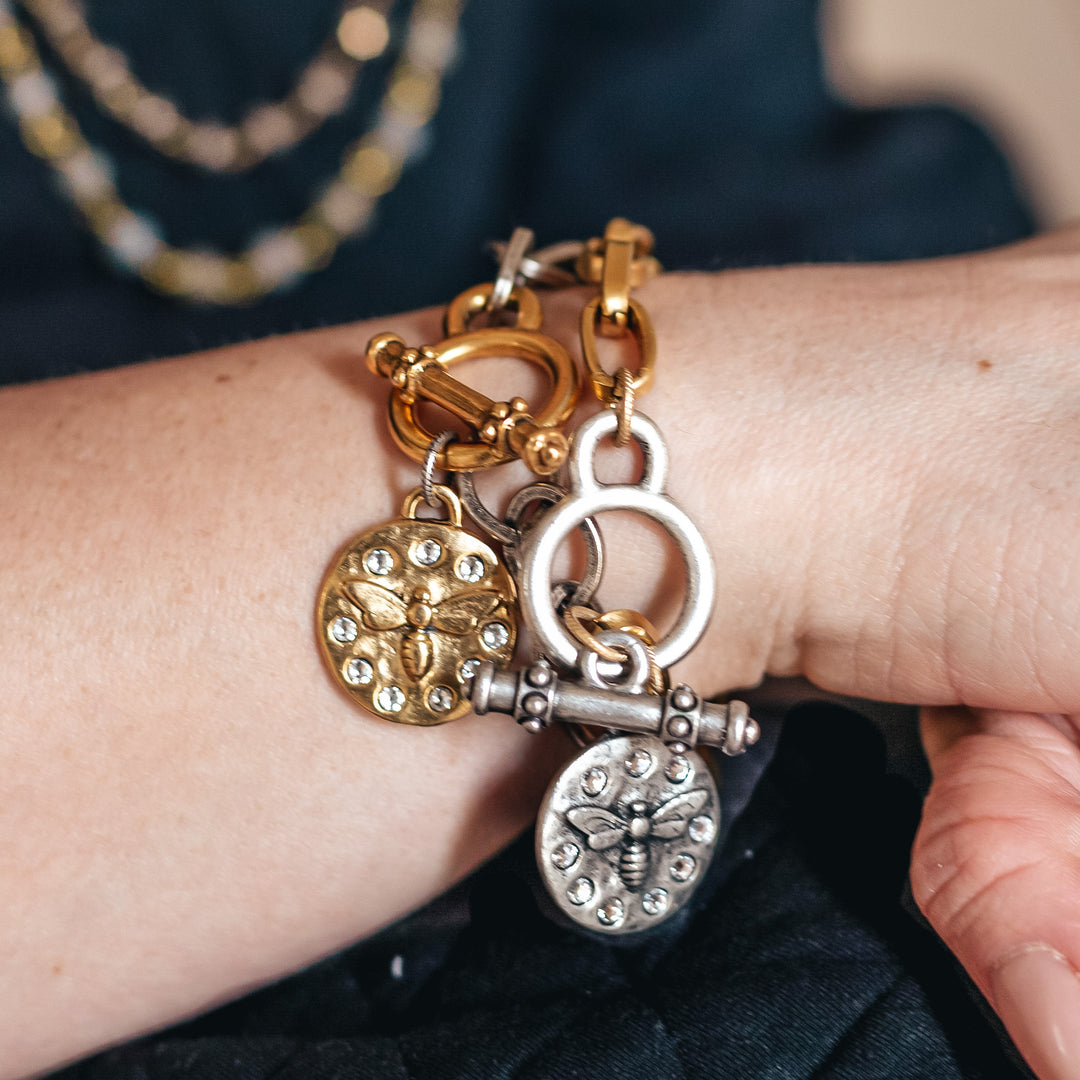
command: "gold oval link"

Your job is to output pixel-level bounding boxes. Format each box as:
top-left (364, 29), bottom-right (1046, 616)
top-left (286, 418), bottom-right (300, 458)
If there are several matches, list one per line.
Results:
top-left (580, 295), bottom-right (657, 404)
top-left (574, 219), bottom-right (660, 295)
top-left (599, 222), bottom-right (636, 321)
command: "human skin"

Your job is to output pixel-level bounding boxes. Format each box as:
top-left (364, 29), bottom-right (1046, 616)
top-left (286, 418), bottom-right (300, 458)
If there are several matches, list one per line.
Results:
top-left (1, 229), bottom-right (1079, 1077)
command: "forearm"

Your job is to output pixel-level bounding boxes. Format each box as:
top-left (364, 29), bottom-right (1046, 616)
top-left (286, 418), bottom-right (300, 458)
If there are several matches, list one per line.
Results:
top-left (4, 237), bottom-right (1080, 1074)
top-left (0, 309), bottom-right (579, 1075)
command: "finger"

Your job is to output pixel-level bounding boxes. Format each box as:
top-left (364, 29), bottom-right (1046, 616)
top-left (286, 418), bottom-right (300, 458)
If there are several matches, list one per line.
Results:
top-left (913, 706), bottom-right (1080, 1080)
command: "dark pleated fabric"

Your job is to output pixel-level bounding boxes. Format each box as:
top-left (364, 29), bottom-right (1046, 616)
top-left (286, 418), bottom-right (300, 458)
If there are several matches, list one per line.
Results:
top-left (53, 703), bottom-right (1033, 1079)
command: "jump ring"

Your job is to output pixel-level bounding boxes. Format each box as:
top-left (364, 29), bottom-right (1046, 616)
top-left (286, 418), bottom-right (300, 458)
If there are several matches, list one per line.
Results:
top-left (488, 227), bottom-right (535, 314)
top-left (422, 430), bottom-right (458, 508)
top-left (612, 367), bottom-right (635, 447)
top-left (563, 605), bottom-right (627, 664)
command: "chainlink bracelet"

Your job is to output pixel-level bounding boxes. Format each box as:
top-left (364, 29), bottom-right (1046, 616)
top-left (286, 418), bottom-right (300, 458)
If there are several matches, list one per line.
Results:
top-left (316, 220), bottom-right (760, 936)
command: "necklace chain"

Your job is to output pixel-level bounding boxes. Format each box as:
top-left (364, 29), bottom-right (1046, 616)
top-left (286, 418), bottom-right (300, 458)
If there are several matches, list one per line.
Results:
top-left (0, 0), bottom-right (463, 304)
top-left (18, 0), bottom-right (396, 172)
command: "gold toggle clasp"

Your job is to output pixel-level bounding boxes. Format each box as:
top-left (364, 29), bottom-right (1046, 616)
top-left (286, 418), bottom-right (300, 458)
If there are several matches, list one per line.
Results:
top-left (366, 282), bottom-right (579, 476)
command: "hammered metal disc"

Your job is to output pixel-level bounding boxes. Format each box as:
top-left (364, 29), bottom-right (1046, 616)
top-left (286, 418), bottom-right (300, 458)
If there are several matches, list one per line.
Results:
top-left (317, 486), bottom-right (518, 725)
top-left (537, 733), bottom-right (719, 934)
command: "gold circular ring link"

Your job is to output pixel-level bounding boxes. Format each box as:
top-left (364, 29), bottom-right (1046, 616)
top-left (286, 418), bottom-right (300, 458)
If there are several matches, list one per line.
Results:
top-left (591, 608), bottom-right (660, 645)
top-left (444, 281), bottom-right (543, 335)
top-left (592, 606), bottom-right (667, 695)
top-left (580, 295), bottom-right (657, 404)
top-left (563, 605), bottom-right (628, 664)
top-left (564, 606), bottom-right (668, 694)
top-left (388, 326), bottom-right (578, 471)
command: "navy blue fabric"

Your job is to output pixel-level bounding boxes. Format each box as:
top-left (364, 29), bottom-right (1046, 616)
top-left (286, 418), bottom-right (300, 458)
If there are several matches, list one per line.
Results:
top-left (0, 0), bottom-right (1032, 382)
top-left (52, 703), bottom-right (1034, 1078)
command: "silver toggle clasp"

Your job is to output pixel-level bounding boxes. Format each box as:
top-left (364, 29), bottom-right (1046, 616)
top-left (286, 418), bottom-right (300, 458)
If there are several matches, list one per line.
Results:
top-left (466, 648), bottom-right (759, 756)
top-left (518, 410), bottom-right (716, 672)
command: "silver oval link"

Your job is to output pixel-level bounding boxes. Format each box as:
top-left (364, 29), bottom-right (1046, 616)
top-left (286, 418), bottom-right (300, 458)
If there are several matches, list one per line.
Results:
top-left (453, 470), bottom-right (518, 545)
top-left (520, 410), bottom-right (715, 672)
top-left (489, 238), bottom-right (586, 288)
top-left (488, 227), bottom-right (535, 313)
top-left (503, 483), bottom-right (604, 609)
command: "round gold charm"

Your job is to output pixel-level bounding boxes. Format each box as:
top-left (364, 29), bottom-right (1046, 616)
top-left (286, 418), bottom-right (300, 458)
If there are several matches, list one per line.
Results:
top-left (317, 485), bottom-right (518, 725)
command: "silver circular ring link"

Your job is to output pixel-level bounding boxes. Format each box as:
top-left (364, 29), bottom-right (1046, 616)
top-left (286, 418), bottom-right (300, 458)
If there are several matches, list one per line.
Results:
top-left (422, 430), bottom-right (458, 508)
top-left (579, 630), bottom-right (652, 694)
top-left (489, 238), bottom-right (586, 288)
top-left (520, 410), bottom-right (715, 672)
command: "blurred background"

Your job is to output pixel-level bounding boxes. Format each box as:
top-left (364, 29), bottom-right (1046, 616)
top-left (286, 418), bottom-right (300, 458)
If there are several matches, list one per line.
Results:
top-left (824, 0), bottom-right (1080, 226)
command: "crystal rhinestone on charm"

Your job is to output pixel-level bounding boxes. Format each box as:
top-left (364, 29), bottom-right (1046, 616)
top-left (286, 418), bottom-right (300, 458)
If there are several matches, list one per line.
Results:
top-left (567, 877), bottom-right (594, 905)
top-left (642, 888), bottom-right (668, 916)
top-left (597, 898), bottom-right (625, 927)
top-left (377, 685), bottom-right (406, 713)
top-left (688, 815), bottom-right (715, 844)
top-left (624, 749), bottom-right (653, 777)
top-left (456, 555), bottom-right (485, 582)
top-left (551, 842), bottom-right (580, 871)
top-left (458, 657), bottom-right (482, 681)
top-left (665, 755), bottom-right (692, 783)
top-left (344, 657), bottom-right (374, 685)
top-left (480, 621), bottom-right (510, 649)
top-left (412, 539), bottom-right (442, 566)
top-left (670, 854), bottom-right (696, 882)
top-left (364, 548), bottom-right (394, 575)
top-left (426, 685), bottom-right (455, 713)
top-left (330, 616), bottom-right (358, 643)
top-left (581, 767), bottom-right (608, 796)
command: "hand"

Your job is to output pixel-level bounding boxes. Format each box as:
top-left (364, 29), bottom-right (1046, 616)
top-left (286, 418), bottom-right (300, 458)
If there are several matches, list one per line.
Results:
top-left (914, 708), bottom-right (1080, 1080)
top-left (605, 229), bottom-right (1080, 1079)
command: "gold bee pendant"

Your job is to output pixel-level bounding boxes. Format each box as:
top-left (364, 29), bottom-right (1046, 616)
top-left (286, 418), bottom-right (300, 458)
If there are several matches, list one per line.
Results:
top-left (317, 484), bottom-right (518, 725)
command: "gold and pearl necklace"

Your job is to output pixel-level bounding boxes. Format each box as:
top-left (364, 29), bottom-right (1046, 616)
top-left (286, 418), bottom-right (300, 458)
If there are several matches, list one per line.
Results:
top-left (18, 0), bottom-right (398, 172)
top-left (0, 0), bottom-right (463, 304)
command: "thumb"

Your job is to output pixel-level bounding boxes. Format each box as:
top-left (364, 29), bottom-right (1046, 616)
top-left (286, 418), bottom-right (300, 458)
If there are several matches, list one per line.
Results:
top-left (913, 706), bottom-right (1080, 1080)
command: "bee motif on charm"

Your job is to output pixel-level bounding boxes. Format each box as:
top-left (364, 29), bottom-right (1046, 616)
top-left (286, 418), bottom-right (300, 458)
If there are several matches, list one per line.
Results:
top-left (566, 790), bottom-right (710, 890)
top-left (344, 581), bottom-right (502, 683)
top-left (317, 484), bottom-right (518, 726)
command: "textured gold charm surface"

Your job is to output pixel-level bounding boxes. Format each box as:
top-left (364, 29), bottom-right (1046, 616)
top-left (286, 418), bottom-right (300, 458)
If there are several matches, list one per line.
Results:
top-left (317, 485), bottom-right (518, 725)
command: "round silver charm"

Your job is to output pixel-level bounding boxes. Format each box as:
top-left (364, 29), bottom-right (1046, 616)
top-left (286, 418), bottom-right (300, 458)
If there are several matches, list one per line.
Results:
top-left (536, 732), bottom-right (720, 934)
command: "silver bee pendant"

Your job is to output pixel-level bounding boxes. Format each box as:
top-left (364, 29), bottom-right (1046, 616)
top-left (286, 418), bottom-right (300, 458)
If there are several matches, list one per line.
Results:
top-left (537, 732), bottom-right (719, 934)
